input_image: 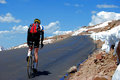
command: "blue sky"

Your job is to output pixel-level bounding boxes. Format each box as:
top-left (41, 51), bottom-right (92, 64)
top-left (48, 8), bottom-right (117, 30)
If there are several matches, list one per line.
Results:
top-left (0, 0), bottom-right (120, 48)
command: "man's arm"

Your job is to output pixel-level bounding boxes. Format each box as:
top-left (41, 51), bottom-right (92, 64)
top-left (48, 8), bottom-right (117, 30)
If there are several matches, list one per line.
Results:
top-left (41, 30), bottom-right (44, 42)
top-left (40, 26), bottom-right (44, 48)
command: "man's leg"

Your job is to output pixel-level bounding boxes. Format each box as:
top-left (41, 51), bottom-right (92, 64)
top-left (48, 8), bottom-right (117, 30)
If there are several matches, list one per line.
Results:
top-left (28, 47), bottom-right (33, 56)
top-left (34, 48), bottom-right (39, 63)
top-left (27, 39), bottom-right (33, 60)
top-left (33, 38), bottom-right (40, 72)
top-left (26, 46), bottom-right (33, 61)
top-left (33, 48), bottom-right (39, 72)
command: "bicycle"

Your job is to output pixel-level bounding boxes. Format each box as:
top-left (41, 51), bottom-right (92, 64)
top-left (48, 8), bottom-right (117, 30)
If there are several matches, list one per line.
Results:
top-left (27, 42), bottom-right (43, 78)
top-left (27, 49), bottom-right (35, 78)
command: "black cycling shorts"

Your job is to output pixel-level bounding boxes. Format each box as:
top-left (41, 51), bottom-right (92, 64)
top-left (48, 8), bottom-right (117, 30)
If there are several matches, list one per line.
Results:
top-left (27, 33), bottom-right (40, 48)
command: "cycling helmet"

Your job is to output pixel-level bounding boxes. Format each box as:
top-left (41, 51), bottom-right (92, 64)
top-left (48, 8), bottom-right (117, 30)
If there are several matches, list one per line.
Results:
top-left (34, 19), bottom-right (41, 24)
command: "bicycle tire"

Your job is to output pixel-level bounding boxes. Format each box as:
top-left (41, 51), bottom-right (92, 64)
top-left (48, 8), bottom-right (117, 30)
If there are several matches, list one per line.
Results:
top-left (27, 56), bottom-right (33, 78)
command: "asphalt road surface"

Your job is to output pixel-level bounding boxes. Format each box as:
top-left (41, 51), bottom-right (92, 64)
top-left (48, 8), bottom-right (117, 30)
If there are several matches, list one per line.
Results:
top-left (0, 35), bottom-right (96, 80)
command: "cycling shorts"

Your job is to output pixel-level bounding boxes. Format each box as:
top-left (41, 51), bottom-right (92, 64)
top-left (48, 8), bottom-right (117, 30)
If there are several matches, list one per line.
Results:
top-left (27, 33), bottom-right (40, 48)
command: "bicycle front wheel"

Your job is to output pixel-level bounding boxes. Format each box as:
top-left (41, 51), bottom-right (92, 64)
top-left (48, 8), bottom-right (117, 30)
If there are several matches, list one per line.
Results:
top-left (27, 56), bottom-right (33, 78)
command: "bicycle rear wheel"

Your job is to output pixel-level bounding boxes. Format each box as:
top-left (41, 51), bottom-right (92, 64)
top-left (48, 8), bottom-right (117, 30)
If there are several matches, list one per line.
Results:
top-left (27, 56), bottom-right (33, 78)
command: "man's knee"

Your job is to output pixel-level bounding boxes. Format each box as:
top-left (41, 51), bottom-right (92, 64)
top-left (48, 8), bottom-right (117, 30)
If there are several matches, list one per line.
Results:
top-left (35, 48), bottom-right (39, 53)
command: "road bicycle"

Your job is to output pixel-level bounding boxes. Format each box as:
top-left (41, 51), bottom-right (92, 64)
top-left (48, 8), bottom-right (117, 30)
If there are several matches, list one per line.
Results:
top-left (27, 49), bottom-right (35, 78)
top-left (27, 42), bottom-right (43, 78)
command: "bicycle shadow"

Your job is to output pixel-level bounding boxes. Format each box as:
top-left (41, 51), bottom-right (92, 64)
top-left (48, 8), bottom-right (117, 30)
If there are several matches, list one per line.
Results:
top-left (31, 70), bottom-right (51, 78)
top-left (35, 71), bottom-right (51, 76)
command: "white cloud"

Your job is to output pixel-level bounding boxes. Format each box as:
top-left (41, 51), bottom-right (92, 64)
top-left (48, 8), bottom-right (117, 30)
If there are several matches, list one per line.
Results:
top-left (0, 25), bottom-right (28, 34)
top-left (12, 25), bottom-right (28, 33)
top-left (89, 11), bottom-right (120, 26)
top-left (53, 31), bottom-right (72, 35)
top-left (0, 30), bottom-right (9, 34)
top-left (0, 25), bottom-right (28, 48)
top-left (0, 13), bottom-right (21, 23)
top-left (0, 21), bottom-right (60, 35)
top-left (45, 21), bottom-right (60, 34)
top-left (97, 4), bottom-right (119, 8)
top-left (0, 0), bottom-right (7, 4)
top-left (91, 11), bottom-right (97, 14)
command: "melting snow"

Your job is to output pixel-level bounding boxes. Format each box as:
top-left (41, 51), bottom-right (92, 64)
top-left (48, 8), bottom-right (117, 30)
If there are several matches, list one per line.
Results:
top-left (89, 21), bottom-right (111, 30)
top-left (90, 25), bottom-right (120, 53)
top-left (72, 28), bottom-right (88, 36)
top-left (0, 46), bottom-right (4, 51)
top-left (43, 39), bottom-right (54, 44)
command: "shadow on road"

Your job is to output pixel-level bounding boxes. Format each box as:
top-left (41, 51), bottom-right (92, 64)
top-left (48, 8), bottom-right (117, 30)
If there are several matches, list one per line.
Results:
top-left (30, 70), bottom-right (51, 78)
top-left (35, 71), bottom-right (51, 76)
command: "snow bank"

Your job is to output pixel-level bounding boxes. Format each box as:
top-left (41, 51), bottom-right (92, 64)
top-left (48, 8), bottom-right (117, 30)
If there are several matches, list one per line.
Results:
top-left (72, 21), bottom-right (111, 36)
top-left (90, 25), bottom-right (120, 53)
top-left (72, 28), bottom-right (88, 36)
top-left (89, 21), bottom-right (111, 30)
top-left (14, 44), bottom-right (28, 49)
top-left (8, 43), bottom-right (28, 50)
top-left (0, 46), bottom-right (4, 51)
top-left (112, 64), bottom-right (120, 80)
top-left (53, 31), bottom-right (72, 35)
top-left (43, 39), bottom-right (54, 44)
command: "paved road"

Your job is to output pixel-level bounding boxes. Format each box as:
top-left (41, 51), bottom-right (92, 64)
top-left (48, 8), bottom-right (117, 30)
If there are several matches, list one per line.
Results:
top-left (0, 35), bottom-right (96, 80)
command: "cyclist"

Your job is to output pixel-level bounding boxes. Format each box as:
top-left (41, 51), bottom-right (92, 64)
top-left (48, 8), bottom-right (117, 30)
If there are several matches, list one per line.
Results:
top-left (26, 19), bottom-right (44, 73)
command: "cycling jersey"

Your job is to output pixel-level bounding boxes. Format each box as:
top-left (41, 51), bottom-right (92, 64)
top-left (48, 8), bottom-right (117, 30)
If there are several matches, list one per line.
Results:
top-left (27, 23), bottom-right (44, 48)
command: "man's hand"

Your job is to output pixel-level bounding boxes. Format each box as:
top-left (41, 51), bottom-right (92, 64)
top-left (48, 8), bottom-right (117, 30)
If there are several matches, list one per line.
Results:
top-left (41, 42), bottom-right (44, 48)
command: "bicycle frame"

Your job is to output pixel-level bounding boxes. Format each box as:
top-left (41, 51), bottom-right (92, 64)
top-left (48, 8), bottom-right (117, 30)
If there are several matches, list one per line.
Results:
top-left (27, 48), bottom-right (35, 78)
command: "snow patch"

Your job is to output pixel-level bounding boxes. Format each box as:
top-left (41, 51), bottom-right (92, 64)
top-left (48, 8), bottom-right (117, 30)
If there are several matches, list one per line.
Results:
top-left (90, 25), bottom-right (120, 53)
top-left (43, 39), bottom-right (54, 44)
top-left (53, 31), bottom-right (72, 35)
top-left (72, 28), bottom-right (88, 36)
top-left (9, 43), bottom-right (28, 50)
top-left (0, 46), bottom-right (4, 51)
top-left (89, 21), bottom-right (111, 30)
